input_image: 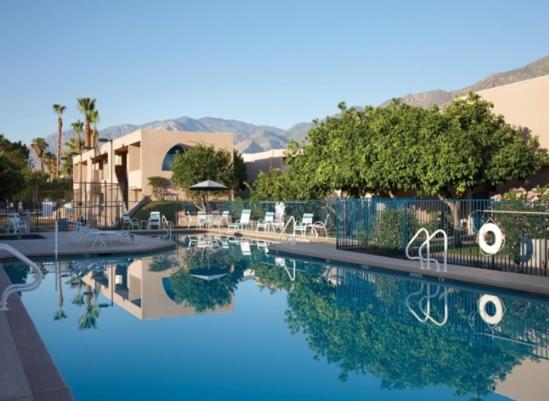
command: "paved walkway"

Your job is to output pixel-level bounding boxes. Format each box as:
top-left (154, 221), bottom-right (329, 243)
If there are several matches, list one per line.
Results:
top-left (269, 242), bottom-right (549, 296)
top-left (0, 232), bottom-right (174, 260)
top-left (0, 267), bottom-right (73, 401)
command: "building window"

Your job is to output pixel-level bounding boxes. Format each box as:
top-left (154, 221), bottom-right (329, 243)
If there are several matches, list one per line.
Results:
top-left (162, 145), bottom-right (187, 171)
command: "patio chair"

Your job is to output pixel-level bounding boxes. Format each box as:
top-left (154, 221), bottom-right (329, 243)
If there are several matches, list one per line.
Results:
top-left (196, 211), bottom-right (208, 228)
top-left (294, 213), bottom-right (315, 236)
top-left (218, 210), bottom-right (230, 227)
top-left (121, 213), bottom-right (139, 230)
top-left (313, 214), bottom-right (330, 237)
top-left (147, 211), bottom-right (161, 230)
top-left (8, 213), bottom-right (28, 234)
top-left (256, 211), bottom-right (274, 232)
top-left (228, 209), bottom-right (253, 230)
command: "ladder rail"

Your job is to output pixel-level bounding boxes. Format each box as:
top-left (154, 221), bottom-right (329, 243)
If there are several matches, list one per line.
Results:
top-left (405, 227), bottom-right (430, 262)
top-left (0, 243), bottom-right (43, 311)
top-left (418, 229), bottom-right (448, 272)
top-left (280, 216), bottom-right (297, 244)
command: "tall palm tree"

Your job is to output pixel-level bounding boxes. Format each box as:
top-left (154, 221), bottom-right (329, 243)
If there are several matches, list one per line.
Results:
top-left (90, 109), bottom-right (100, 147)
top-left (62, 134), bottom-right (84, 177)
top-left (77, 98), bottom-right (96, 149)
top-left (31, 137), bottom-right (48, 172)
top-left (52, 104), bottom-right (66, 178)
top-left (43, 152), bottom-right (57, 179)
top-left (71, 120), bottom-right (84, 152)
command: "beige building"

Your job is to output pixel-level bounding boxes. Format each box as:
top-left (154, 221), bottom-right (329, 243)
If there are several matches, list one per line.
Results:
top-left (242, 148), bottom-right (287, 182)
top-left (475, 74), bottom-right (549, 191)
top-left (72, 129), bottom-right (234, 224)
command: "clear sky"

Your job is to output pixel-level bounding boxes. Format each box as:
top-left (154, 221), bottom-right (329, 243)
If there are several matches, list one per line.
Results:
top-left (1, 0), bottom-right (548, 144)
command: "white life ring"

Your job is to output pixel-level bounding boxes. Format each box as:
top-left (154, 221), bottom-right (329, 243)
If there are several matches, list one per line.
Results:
top-left (478, 223), bottom-right (504, 255)
top-left (478, 294), bottom-right (504, 325)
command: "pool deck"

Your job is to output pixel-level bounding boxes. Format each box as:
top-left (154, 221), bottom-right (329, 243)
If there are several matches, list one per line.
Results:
top-left (0, 232), bottom-right (174, 260)
top-left (0, 267), bottom-right (74, 401)
top-left (269, 242), bottom-right (549, 296)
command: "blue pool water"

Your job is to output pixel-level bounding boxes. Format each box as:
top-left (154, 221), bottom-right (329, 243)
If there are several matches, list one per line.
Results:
top-left (4, 234), bottom-right (549, 400)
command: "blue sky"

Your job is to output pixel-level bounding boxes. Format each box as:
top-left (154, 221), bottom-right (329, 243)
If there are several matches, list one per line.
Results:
top-left (1, 0), bottom-right (548, 144)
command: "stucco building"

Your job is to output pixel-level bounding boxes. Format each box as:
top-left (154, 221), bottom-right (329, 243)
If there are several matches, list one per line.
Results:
top-left (242, 148), bottom-right (287, 182)
top-left (72, 129), bottom-right (234, 224)
top-left (474, 74), bottom-right (549, 192)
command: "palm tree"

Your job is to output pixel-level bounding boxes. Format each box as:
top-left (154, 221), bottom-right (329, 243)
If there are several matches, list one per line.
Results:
top-left (77, 98), bottom-right (96, 149)
top-left (89, 109), bottom-right (100, 147)
top-left (31, 137), bottom-right (48, 172)
top-left (52, 104), bottom-right (66, 178)
top-left (43, 152), bottom-right (57, 179)
top-left (71, 120), bottom-right (84, 152)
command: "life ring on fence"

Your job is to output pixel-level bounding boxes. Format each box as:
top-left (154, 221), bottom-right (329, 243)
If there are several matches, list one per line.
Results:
top-left (478, 294), bottom-right (504, 325)
top-left (477, 223), bottom-right (504, 255)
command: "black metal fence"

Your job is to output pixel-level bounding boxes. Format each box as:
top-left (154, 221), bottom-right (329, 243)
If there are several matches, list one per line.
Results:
top-left (336, 198), bottom-right (549, 276)
top-left (0, 182), bottom-right (135, 231)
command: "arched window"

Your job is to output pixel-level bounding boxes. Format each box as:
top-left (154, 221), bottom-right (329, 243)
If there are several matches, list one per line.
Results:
top-left (162, 145), bottom-right (187, 171)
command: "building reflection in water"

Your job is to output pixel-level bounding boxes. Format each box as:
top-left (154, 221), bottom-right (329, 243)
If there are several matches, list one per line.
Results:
top-left (78, 244), bottom-right (235, 320)
top-left (60, 234), bottom-right (549, 401)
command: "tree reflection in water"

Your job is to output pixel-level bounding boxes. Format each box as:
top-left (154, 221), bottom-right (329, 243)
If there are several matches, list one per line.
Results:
top-left (166, 240), bottom-right (250, 312)
top-left (253, 257), bottom-right (549, 400)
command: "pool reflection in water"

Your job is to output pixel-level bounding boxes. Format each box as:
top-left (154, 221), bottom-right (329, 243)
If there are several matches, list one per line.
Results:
top-left (6, 234), bottom-right (549, 401)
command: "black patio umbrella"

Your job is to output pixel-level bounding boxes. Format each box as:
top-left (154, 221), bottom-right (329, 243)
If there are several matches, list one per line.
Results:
top-left (190, 180), bottom-right (228, 212)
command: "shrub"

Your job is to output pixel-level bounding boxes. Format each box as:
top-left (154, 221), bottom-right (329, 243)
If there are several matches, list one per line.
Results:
top-left (148, 176), bottom-right (171, 201)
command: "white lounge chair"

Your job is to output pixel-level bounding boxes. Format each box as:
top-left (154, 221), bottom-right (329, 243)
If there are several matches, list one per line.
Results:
top-left (228, 209), bottom-right (253, 230)
top-left (148, 211), bottom-right (161, 230)
top-left (256, 211), bottom-right (274, 232)
top-left (294, 213), bottom-right (315, 236)
top-left (8, 213), bottom-right (28, 234)
top-left (121, 214), bottom-right (139, 230)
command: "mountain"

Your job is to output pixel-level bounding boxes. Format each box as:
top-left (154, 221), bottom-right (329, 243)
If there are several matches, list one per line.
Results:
top-left (43, 55), bottom-right (549, 157)
top-left (47, 116), bottom-right (304, 155)
top-left (384, 55), bottom-right (549, 108)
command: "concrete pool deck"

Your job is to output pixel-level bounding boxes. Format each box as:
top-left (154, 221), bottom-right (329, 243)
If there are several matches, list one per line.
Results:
top-left (269, 242), bottom-right (549, 296)
top-left (0, 267), bottom-right (73, 401)
top-left (0, 232), bottom-right (174, 260)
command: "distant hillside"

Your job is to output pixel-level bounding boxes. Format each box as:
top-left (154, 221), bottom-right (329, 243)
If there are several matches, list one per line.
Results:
top-left (384, 55), bottom-right (549, 108)
top-left (42, 55), bottom-right (549, 157)
top-left (46, 116), bottom-right (307, 155)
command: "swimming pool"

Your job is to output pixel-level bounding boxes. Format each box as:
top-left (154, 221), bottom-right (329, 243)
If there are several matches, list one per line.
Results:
top-left (3, 234), bottom-right (549, 400)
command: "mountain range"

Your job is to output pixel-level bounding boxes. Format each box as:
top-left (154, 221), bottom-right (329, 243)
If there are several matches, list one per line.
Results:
top-left (47, 55), bottom-right (549, 154)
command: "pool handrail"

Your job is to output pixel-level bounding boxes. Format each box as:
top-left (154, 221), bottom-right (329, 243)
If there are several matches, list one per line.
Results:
top-left (0, 243), bottom-right (43, 311)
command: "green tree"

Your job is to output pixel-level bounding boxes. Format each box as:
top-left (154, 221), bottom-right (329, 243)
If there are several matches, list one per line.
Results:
top-left (148, 176), bottom-right (171, 200)
top-left (0, 134), bottom-right (31, 198)
top-left (89, 109), bottom-right (100, 147)
top-left (77, 97), bottom-right (96, 148)
top-left (71, 120), bottom-right (84, 153)
top-left (31, 137), bottom-right (48, 172)
top-left (52, 104), bottom-right (66, 178)
top-left (43, 152), bottom-right (57, 179)
top-left (61, 122), bottom-right (85, 177)
top-left (171, 144), bottom-right (243, 207)
top-left (233, 150), bottom-right (248, 190)
top-left (252, 94), bottom-right (542, 207)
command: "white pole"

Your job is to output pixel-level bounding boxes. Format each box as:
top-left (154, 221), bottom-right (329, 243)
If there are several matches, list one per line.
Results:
top-left (54, 219), bottom-right (59, 260)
